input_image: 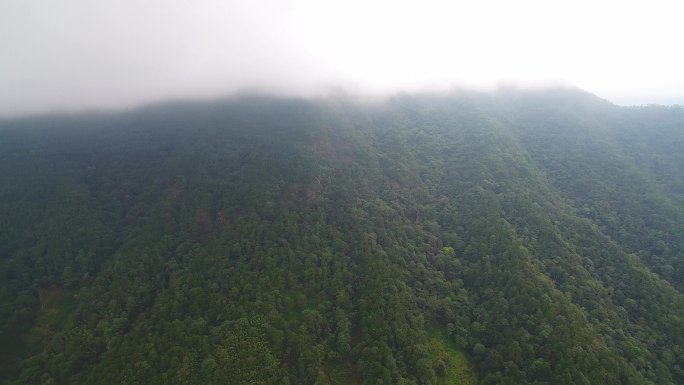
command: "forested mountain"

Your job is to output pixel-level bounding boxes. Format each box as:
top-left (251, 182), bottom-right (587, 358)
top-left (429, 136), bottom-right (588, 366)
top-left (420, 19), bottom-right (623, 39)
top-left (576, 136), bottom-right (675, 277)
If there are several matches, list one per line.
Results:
top-left (1, 89), bottom-right (684, 385)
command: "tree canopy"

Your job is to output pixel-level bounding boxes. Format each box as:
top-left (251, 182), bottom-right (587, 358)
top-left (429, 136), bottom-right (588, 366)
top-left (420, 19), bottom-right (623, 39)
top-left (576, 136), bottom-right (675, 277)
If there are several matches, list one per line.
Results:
top-left (1, 90), bottom-right (684, 384)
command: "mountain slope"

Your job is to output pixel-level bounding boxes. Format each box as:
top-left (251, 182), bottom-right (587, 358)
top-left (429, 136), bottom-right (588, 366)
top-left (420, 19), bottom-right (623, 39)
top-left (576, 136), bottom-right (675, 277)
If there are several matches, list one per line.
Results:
top-left (1, 91), bottom-right (684, 385)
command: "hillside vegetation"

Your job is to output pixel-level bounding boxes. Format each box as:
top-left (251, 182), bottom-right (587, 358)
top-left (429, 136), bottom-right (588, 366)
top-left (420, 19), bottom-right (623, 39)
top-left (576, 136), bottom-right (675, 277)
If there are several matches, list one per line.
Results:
top-left (1, 89), bottom-right (684, 384)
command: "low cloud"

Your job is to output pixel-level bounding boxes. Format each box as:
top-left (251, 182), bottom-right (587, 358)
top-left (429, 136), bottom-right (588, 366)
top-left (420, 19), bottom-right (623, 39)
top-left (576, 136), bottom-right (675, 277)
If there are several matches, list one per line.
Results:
top-left (1, 0), bottom-right (683, 117)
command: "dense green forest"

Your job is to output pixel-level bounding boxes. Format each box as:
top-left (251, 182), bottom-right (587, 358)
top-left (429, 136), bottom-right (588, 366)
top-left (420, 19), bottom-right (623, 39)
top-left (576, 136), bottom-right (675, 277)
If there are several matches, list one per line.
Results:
top-left (1, 89), bottom-right (684, 384)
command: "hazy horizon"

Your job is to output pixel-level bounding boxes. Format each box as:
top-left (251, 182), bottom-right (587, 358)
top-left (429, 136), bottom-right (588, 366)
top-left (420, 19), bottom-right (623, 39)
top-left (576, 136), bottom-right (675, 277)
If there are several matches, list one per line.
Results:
top-left (2, 0), bottom-right (683, 117)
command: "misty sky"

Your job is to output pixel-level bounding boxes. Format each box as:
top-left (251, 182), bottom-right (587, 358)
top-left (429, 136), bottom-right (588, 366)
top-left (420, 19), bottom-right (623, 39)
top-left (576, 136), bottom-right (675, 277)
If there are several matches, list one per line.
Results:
top-left (2, 0), bottom-right (683, 117)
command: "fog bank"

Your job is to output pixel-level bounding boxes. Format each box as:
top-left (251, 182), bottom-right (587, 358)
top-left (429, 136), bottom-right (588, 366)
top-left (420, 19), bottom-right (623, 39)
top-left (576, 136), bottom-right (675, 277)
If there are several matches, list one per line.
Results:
top-left (2, 0), bottom-right (683, 117)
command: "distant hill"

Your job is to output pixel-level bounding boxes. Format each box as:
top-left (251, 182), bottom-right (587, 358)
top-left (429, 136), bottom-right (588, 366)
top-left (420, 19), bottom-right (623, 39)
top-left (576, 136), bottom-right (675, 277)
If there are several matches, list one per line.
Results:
top-left (1, 89), bottom-right (684, 385)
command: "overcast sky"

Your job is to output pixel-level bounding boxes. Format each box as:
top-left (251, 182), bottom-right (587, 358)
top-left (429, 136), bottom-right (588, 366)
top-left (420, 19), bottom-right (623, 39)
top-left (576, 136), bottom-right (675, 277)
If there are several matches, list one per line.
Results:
top-left (2, 0), bottom-right (683, 117)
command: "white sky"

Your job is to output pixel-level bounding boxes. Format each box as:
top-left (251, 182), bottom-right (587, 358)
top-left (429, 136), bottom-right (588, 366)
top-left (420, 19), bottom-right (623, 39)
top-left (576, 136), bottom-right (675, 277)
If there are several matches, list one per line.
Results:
top-left (1, 0), bottom-right (683, 116)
